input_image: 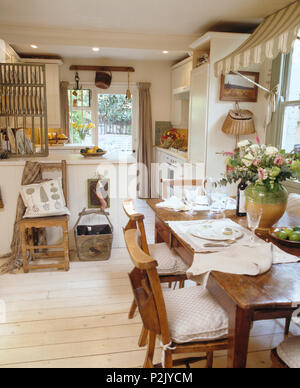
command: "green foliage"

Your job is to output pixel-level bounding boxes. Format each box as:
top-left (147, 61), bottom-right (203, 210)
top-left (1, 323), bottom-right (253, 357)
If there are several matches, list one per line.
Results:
top-left (98, 94), bottom-right (132, 126)
top-left (218, 140), bottom-right (300, 191)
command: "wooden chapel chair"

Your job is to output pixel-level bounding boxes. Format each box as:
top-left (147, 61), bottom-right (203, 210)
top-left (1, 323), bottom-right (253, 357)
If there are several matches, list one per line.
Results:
top-left (19, 161), bottom-right (70, 273)
top-left (124, 228), bottom-right (229, 368)
top-left (123, 198), bottom-right (189, 346)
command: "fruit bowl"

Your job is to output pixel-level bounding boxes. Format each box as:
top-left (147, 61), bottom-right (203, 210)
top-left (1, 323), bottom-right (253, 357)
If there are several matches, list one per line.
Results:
top-left (269, 226), bottom-right (300, 247)
top-left (80, 147), bottom-right (107, 157)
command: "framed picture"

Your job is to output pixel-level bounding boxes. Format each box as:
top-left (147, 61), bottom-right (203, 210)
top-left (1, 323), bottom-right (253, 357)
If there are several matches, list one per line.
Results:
top-left (87, 179), bottom-right (110, 209)
top-left (220, 71), bottom-right (259, 102)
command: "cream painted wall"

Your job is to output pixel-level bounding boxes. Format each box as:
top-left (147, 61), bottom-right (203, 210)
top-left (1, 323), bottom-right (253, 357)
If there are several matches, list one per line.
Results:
top-left (205, 36), bottom-right (272, 180)
top-left (0, 40), bottom-right (6, 62)
top-left (59, 58), bottom-right (173, 142)
top-left (0, 158), bottom-right (137, 256)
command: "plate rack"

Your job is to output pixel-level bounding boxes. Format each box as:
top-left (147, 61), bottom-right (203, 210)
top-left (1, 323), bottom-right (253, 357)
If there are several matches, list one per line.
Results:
top-left (0, 63), bottom-right (48, 157)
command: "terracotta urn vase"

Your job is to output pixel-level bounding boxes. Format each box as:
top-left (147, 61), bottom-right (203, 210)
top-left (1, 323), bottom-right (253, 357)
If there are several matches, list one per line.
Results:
top-left (245, 184), bottom-right (288, 229)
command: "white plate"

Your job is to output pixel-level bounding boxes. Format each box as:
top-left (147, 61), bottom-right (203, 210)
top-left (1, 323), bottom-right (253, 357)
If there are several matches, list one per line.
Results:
top-left (7, 127), bottom-right (16, 153)
top-left (189, 223), bottom-right (243, 241)
top-left (16, 129), bottom-right (25, 155)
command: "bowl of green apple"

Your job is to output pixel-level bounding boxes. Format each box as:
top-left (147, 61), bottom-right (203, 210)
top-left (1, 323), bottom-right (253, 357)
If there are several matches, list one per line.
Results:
top-left (270, 226), bottom-right (300, 247)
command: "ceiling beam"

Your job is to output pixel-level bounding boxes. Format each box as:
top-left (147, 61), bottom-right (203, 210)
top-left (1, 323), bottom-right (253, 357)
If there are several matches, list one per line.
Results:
top-left (70, 65), bottom-right (135, 72)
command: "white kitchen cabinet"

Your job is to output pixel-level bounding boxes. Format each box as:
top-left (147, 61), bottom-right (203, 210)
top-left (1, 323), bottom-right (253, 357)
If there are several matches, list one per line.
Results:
top-left (188, 63), bottom-right (209, 163)
top-left (45, 64), bottom-right (61, 128)
top-left (171, 57), bottom-right (192, 128)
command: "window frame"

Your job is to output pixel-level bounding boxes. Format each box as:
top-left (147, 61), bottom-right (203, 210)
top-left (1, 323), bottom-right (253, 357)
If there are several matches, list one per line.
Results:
top-left (267, 43), bottom-right (300, 193)
top-left (68, 82), bottom-right (138, 153)
top-left (68, 88), bottom-right (93, 145)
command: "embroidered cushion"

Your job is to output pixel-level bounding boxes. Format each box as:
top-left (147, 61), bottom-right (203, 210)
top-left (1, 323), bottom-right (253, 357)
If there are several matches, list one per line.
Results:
top-left (287, 193), bottom-right (300, 217)
top-left (149, 243), bottom-right (189, 275)
top-left (277, 336), bottom-right (300, 368)
top-left (164, 286), bottom-right (228, 343)
top-left (20, 178), bottom-right (70, 218)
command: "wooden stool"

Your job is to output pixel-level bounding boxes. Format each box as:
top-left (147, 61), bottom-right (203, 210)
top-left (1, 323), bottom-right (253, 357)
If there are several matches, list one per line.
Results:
top-left (19, 161), bottom-right (70, 273)
top-left (19, 215), bottom-right (70, 272)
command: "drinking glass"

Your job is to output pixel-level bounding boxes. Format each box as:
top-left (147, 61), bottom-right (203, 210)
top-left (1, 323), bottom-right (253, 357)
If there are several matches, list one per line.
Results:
top-left (203, 177), bottom-right (216, 209)
top-left (204, 178), bottom-right (228, 216)
top-left (247, 209), bottom-right (262, 243)
top-left (184, 187), bottom-right (199, 215)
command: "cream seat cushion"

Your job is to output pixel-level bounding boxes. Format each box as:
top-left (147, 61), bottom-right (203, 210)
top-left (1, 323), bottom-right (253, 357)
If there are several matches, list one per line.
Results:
top-left (286, 193), bottom-right (300, 217)
top-left (277, 336), bottom-right (300, 368)
top-left (164, 286), bottom-right (228, 343)
top-left (149, 243), bottom-right (189, 275)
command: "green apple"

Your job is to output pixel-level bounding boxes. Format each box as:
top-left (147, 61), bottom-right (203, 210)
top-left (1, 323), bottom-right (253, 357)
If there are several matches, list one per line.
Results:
top-left (289, 231), bottom-right (300, 242)
top-left (283, 227), bottom-right (294, 237)
top-left (276, 230), bottom-right (289, 240)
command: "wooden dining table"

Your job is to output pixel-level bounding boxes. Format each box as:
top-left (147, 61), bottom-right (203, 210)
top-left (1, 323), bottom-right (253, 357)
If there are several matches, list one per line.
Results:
top-left (146, 198), bottom-right (300, 368)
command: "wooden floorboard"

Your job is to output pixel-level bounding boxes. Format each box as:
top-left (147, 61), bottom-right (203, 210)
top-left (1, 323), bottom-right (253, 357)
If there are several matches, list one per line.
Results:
top-left (0, 201), bottom-right (299, 368)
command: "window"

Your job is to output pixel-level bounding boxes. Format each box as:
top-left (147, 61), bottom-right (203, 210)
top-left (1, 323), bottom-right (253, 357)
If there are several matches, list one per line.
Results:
top-left (98, 94), bottom-right (133, 153)
top-left (68, 84), bottom-right (137, 153)
top-left (268, 34), bottom-right (300, 192)
top-left (68, 89), bottom-right (93, 145)
top-left (278, 37), bottom-right (300, 153)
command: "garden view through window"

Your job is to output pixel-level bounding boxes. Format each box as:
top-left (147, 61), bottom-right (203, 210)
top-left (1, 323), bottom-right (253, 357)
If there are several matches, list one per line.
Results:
top-left (98, 94), bottom-right (132, 153)
top-left (69, 90), bottom-right (133, 153)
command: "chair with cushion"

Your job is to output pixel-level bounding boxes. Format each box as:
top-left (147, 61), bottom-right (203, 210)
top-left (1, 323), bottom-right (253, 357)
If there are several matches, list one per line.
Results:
top-left (161, 179), bottom-right (203, 200)
top-left (123, 198), bottom-right (189, 309)
top-left (271, 336), bottom-right (300, 368)
top-left (19, 161), bottom-right (70, 273)
top-left (123, 198), bottom-right (189, 347)
top-left (286, 193), bottom-right (300, 217)
top-left (281, 193), bottom-right (300, 335)
top-left (124, 228), bottom-right (229, 368)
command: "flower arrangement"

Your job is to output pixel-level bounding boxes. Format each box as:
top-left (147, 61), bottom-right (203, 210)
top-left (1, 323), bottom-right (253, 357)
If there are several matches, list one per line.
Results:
top-left (72, 122), bottom-right (95, 142)
top-left (219, 139), bottom-right (300, 191)
top-left (161, 129), bottom-right (186, 149)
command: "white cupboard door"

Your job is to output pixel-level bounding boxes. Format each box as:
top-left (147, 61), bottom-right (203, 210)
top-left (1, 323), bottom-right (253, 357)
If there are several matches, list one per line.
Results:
top-left (45, 64), bottom-right (61, 128)
top-left (188, 64), bottom-right (209, 163)
top-left (171, 96), bottom-right (182, 126)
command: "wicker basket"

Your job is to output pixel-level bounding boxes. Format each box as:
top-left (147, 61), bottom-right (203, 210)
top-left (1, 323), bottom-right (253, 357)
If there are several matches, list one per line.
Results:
top-left (222, 109), bottom-right (255, 136)
top-left (74, 208), bottom-right (113, 261)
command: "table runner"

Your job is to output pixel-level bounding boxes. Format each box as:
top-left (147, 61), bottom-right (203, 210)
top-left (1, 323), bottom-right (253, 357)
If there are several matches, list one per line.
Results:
top-left (167, 219), bottom-right (300, 285)
top-left (156, 195), bottom-right (236, 212)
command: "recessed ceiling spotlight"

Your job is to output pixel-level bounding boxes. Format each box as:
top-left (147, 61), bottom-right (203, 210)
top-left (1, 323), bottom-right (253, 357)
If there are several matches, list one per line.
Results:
top-left (92, 47), bottom-right (100, 52)
top-left (162, 51), bottom-right (169, 54)
top-left (30, 45), bottom-right (38, 49)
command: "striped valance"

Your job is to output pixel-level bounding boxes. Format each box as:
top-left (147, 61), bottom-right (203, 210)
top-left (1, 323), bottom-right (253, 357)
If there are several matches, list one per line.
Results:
top-left (215, 1), bottom-right (300, 76)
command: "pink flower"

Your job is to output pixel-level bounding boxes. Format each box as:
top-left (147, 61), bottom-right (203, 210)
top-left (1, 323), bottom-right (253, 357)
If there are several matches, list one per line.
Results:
top-left (274, 155), bottom-right (285, 166)
top-left (258, 168), bottom-right (268, 181)
top-left (253, 159), bottom-right (260, 167)
top-left (256, 135), bottom-right (261, 145)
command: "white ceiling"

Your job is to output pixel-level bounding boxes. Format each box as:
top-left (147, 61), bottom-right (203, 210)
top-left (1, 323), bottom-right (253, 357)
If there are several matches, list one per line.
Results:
top-left (0, 0), bottom-right (295, 61)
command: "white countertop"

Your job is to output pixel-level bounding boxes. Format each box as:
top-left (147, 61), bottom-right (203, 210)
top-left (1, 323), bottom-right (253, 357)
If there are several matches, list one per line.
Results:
top-left (156, 146), bottom-right (188, 161)
top-left (0, 151), bottom-right (137, 166)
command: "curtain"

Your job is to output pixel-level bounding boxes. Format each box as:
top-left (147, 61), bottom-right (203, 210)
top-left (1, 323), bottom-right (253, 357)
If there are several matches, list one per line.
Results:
top-left (137, 82), bottom-right (153, 199)
top-left (60, 81), bottom-right (70, 138)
